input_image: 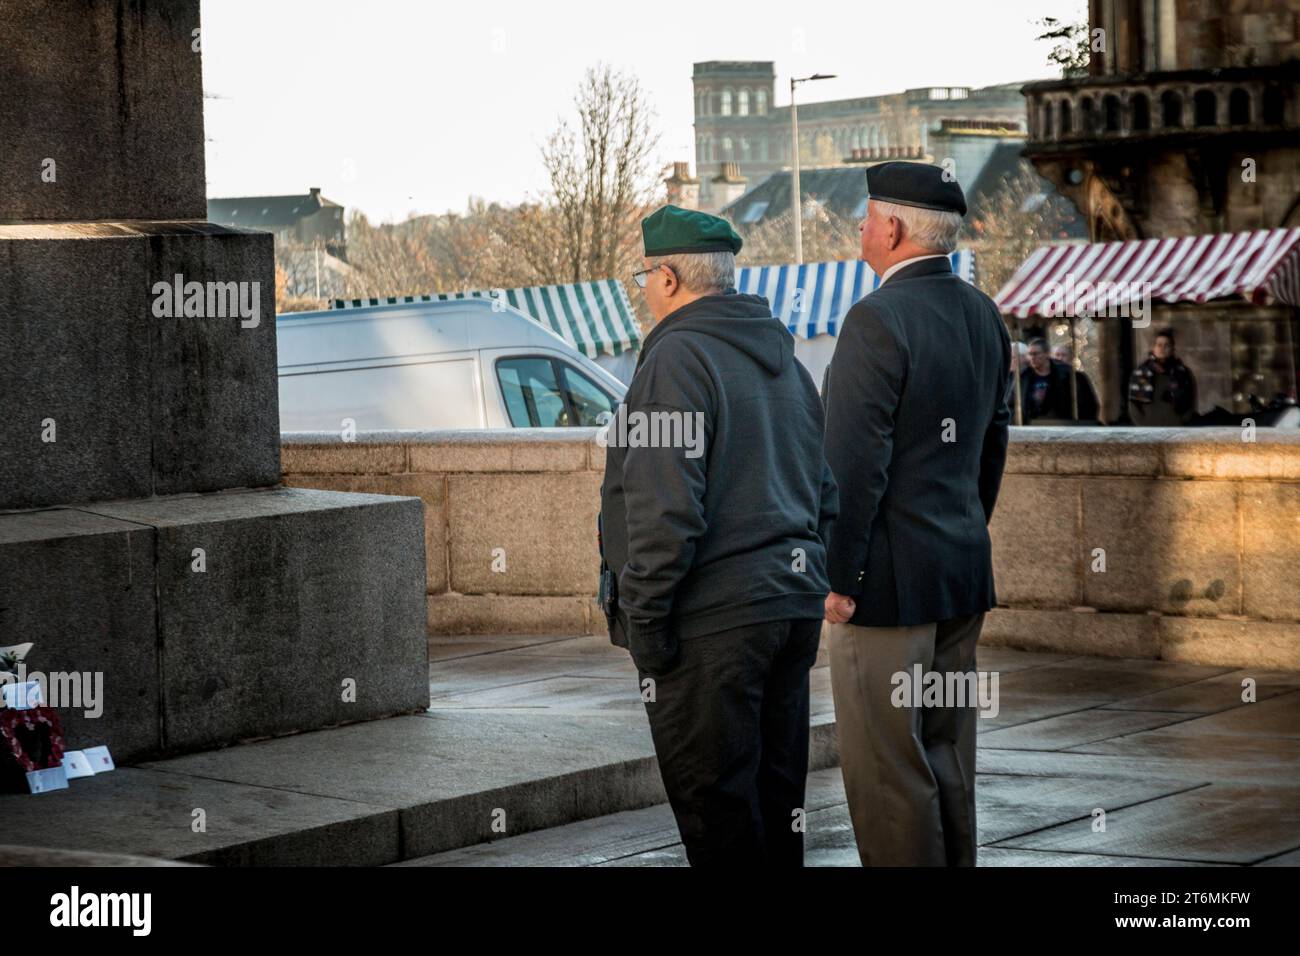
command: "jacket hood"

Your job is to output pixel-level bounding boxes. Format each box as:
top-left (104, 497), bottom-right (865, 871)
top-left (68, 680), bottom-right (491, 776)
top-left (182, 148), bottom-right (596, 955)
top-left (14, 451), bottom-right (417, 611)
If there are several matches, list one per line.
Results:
top-left (641, 292), bottom-right (791, 376)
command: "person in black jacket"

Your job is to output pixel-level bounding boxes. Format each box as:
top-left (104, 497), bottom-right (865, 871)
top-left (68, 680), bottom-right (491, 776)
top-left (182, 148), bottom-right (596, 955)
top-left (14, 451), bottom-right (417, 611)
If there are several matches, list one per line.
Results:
top-left (1021, 337), bottom-right (1100, 423)
top-left (821, 162), bottom-right (1010, 866)
top-left (599, 205), bottom-right (837, 866)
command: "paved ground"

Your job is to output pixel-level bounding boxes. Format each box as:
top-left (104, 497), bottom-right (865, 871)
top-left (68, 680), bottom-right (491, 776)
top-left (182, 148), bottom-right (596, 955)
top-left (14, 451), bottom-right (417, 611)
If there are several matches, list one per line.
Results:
top-left (405, 633), bottom-right (1300, 867)
top-left (4, 632), bottom-right (1297, 866)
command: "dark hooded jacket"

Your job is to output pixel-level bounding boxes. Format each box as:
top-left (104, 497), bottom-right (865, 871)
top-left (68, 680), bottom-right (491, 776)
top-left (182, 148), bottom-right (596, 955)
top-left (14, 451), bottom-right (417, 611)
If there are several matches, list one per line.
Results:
top-left (599, 291), bottom-right (837, 652)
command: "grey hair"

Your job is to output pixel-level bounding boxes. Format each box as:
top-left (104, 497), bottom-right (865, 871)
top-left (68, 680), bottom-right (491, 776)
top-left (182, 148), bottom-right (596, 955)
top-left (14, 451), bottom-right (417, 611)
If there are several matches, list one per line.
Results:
top-left (648, 251), bottom-right (736, 294)
top-left (871, 199), bottom-right (962, 254)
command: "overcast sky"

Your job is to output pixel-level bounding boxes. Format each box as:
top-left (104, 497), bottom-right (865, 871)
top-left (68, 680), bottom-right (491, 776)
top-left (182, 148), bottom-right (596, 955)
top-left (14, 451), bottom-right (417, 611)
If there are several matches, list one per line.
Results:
top-left (200, 0), bottom-right (1085, 222)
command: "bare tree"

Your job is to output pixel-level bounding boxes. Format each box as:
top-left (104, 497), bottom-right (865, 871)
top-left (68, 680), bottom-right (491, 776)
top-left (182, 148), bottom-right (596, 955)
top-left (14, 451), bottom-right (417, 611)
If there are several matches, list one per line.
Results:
top-left (964, 163), bottom-right (1079, 298)
top-left (1035, 16), bottom-right (1092, 78)
top-left (542, 64), bottom-right (661, 286)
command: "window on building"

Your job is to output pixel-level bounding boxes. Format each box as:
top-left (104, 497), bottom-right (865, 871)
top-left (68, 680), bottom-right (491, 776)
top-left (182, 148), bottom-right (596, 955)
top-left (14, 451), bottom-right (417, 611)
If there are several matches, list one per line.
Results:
top-left (1081, 96), bottom-right (1098, 133)
top-left (1193, 89), bottom-right (1217, 127)
top-left (721, 89), bottom-right (733, 116)
top-left (1060, 99), bottom-right (1073, 136)
top-left (1229, 88), bottom-right (1251, 125)
top-left (738, 89), bottom-right (750, 116)
top-left (1103, 94), bottom-right (1122, 132)
top-left (1130, 93), bottom-right (1150, 132)
top-left (1263, 86), bottom-right (1284, 124)
top-left (740, 201), bottom-right (769, 224)
top-left (756, 90), bottom-right (767, 115)
top-left (722, 136), bottom-right (733, 159)
top-left (1161, 90), bottom-right (1183, 128)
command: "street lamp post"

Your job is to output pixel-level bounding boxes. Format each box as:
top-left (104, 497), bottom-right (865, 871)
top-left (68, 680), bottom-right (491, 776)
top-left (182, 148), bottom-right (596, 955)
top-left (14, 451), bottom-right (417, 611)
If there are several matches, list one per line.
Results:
top-left (790, 72), bottom-right (836, 265)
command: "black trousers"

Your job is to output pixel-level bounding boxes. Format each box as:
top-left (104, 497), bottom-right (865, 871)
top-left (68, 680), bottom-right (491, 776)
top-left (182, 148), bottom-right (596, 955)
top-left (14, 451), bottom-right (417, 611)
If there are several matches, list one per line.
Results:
top-left (636, 617), bottom-right (822, 867)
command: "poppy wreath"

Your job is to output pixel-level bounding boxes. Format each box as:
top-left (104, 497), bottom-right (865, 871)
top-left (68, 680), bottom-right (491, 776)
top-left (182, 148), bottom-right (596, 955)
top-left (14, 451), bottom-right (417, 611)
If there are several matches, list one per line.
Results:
top-left (0, 706), bottom-right (65, 792)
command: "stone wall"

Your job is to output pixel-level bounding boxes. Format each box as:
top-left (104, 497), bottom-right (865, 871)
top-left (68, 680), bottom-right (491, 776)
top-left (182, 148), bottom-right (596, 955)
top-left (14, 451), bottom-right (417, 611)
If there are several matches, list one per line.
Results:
top-left (282, 427), bottom-right (1300, 670)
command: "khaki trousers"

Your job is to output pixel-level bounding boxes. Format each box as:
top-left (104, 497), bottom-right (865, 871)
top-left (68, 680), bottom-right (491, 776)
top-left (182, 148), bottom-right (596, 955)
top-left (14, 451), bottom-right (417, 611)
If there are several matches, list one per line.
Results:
top-left (827, 613), bottom-right (984, 867)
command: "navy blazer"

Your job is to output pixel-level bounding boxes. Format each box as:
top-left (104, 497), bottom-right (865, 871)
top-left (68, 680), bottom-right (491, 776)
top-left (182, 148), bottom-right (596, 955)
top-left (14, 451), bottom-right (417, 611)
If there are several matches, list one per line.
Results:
top-left (822, 256), bottom-right (1011, 627)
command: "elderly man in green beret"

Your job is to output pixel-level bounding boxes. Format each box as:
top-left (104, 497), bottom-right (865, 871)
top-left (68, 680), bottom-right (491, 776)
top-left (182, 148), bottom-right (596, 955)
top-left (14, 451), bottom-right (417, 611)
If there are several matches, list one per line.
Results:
top-left (598, 204), bottom-right (838, 866)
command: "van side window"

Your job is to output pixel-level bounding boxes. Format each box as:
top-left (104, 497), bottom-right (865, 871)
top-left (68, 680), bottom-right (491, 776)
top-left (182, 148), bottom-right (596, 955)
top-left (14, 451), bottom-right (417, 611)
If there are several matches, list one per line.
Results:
top-left (560, 364), bottom-right (616, 427)
top-left (497, 357), bottom-right (569, 427)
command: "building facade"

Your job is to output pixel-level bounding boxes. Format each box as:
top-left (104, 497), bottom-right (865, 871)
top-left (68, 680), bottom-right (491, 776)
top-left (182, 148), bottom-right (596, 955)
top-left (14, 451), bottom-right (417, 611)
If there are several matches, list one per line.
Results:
top-left (1020, 0), bottom-right (1300, 418)
top-left (692, 61), bottom-right (1028, 211)
top-left (207, 186), bottom-right (346, 257)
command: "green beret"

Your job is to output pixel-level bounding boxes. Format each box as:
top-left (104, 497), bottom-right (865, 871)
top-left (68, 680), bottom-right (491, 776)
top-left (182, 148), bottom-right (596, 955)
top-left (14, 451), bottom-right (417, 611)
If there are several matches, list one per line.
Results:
top-left (642, 204), bottom-right (743, 257)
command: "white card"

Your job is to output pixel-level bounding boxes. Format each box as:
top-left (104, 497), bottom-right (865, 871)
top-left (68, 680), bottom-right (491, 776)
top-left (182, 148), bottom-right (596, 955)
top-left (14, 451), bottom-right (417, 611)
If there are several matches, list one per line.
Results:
top-left (0, 680), bottom-right (42, 709)
top-left (0, 642), bottom-right (34, 662)
top-left (27, 765), bottom-right (69, 794)
top-left (82, 745), bottom-right (115, 773)
top-left (62, 750), bottom-right (95, 779)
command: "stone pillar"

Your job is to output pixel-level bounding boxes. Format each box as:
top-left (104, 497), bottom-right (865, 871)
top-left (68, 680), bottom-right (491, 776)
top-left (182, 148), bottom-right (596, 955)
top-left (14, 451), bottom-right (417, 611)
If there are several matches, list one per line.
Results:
top-left (0, 0), bottom-right (429, 762)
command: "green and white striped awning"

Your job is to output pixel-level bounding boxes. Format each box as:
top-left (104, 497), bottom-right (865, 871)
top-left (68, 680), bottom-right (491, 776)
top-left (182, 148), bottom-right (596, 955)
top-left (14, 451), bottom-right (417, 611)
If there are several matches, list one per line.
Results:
top-left (331, 279), bottom-right (642, 359)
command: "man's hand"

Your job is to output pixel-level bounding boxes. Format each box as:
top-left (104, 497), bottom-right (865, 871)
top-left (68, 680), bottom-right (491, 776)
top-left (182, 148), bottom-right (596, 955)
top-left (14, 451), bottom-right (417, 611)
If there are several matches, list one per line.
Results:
top-left (824, 592), bottom-right (857, 624)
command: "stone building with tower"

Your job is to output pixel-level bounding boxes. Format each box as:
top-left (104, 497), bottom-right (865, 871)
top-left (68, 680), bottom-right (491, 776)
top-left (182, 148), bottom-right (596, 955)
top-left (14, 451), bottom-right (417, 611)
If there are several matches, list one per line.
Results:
top-left (1011, 0), bottom-right (1300, 420)
top-left (691, 61), bottom-right (1028, 211)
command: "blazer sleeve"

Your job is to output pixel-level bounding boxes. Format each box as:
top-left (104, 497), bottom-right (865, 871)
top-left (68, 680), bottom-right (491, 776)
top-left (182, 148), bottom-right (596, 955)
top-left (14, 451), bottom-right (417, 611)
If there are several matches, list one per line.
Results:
top-left (617, 340), bottom-right (713, 645)
top-left (979, 325), bottom-right (1013, 523)
top-left (816, 457), bottom-right (839, 553)
top-left (822, 302), bottom-right (905, 596)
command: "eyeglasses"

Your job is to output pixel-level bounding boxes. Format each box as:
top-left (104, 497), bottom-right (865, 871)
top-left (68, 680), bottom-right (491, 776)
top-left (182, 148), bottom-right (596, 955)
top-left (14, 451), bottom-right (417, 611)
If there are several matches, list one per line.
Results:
top-left (632, 264), bottom-right (670, 289)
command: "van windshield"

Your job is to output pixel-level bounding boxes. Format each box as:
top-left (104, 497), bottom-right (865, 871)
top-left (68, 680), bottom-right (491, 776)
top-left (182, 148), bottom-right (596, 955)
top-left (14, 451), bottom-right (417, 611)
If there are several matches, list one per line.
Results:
top-left (496, 356), bottom-right (615, 427)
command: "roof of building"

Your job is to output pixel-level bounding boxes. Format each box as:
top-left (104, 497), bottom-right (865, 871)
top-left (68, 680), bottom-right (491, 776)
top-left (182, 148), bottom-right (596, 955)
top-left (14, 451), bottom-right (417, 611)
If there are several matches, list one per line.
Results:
top-left (207, 188), bottom-right (342, 230)
top-left (722, 149), bottom-right (1085, 239)
top-left (723, 165), bottom-right (871, 227)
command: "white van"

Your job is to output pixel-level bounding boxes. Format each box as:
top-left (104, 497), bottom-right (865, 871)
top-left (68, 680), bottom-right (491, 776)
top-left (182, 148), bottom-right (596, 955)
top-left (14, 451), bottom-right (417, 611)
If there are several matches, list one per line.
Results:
top-left (276, 299), bottom-right (628, 431)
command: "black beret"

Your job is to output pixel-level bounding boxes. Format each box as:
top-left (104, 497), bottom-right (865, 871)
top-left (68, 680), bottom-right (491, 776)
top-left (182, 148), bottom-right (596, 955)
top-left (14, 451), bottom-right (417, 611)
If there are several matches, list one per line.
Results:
top-left (642, 204), bottom-right (743, 257)
top-left (865, 161), bottom-right (967, 217)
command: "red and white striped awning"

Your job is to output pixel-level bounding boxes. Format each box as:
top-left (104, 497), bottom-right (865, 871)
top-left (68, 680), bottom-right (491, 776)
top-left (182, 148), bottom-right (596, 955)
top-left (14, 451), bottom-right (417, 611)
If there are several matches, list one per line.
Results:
top-left (995, 227), bottom-right (1300, 319)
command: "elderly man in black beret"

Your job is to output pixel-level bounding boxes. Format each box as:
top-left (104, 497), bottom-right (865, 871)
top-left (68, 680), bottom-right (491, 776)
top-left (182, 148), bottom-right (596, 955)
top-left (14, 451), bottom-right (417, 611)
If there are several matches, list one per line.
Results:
top-left (821, 162), bottom-right (1012, 866)
top-left (598, 204), bottom-right (838, 866)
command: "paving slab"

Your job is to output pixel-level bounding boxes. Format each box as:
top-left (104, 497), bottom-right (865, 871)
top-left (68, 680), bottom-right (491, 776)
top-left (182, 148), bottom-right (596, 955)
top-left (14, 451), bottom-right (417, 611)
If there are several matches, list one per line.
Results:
top-left (977, 773), bottom-right (1206, 845)
top-left (1099, 668), bottom-right (1300, 714)
top-left (976, 848), bottom-right (1227, 867)
top-left (977, 709), bottom-right (1198, 751)
top-left (427, 634), bottom-right (579, 662)
top-left (991, 656), bottom-right (1235, 703)
top-left (401, 768), bottom-right (1234, 868)
top-left (1130, 689), bottom-right (1300, 738)
top-left (979, 744), bottom-right (1298, 784)
top-left (141, 711), bottom-right (665, 858)
top-left (429, 676), bottom-right (646, 713)
top-left (0, 767), bottom-right (397, 866)
top-left (427, 652), bottom-right (632, 699)
top-left (993, 784), bottom-right (1300, 865)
